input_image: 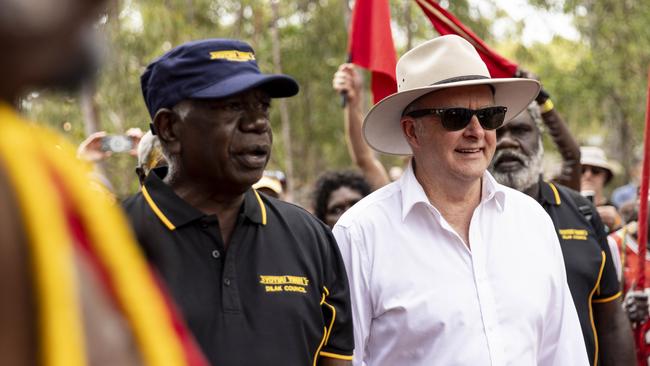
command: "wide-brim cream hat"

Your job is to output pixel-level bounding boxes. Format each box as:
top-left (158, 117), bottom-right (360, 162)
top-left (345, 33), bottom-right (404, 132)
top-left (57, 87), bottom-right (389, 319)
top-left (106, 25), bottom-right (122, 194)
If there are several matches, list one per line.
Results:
top-left (363, 35), bottom-right (541, 155)
top-left (580, 146), bottom-right (617, 181)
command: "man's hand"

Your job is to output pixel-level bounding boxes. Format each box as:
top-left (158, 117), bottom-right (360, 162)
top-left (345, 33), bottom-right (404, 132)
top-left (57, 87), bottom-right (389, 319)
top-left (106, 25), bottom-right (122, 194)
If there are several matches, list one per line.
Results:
top-left (332, 63), bottom-right (362, 106)
top-left (77, 131), bottom-right (111, 162)
top-left (623, 289), bottom-right (649, 323)
top-left (125, 127), bottom-right (144, 157)
top-left (597, 205), bottom-right (623, 232)
top-left (516, 67), bottom-right (549, 104)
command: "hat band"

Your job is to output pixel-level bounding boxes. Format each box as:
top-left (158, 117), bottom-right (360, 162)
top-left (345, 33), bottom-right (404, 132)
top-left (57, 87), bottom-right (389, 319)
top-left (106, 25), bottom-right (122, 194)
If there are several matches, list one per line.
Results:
top-left (433, 75), bottom-right (489, 85)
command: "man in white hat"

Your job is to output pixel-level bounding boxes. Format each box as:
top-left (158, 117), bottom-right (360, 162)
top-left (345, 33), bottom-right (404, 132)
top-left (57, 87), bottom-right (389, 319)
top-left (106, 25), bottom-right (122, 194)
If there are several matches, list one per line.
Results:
top-left (333, 35), bottom-right (588, 365)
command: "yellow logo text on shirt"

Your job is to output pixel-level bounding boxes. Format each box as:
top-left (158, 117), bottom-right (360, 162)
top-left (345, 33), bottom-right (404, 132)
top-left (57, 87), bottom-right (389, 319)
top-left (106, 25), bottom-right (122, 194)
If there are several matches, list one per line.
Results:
top-left (209, 50), bottom-right (255, 62)
top-left (259, 275), bottom-right (309, 294)
top-left (559, 228), bottom-right (588, 241)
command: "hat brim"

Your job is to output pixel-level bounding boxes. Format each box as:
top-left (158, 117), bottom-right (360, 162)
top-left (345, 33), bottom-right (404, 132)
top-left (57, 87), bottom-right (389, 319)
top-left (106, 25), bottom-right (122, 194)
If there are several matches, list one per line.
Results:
top-left (363, 78), bottom-right (541, 155)
top-left (190, 72), bottom-right (299, 100)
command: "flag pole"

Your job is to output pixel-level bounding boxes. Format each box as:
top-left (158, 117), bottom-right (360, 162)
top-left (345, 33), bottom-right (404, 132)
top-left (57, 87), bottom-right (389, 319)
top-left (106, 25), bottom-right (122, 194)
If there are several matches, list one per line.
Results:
top-left (636, 66), bottom-right (650, 363)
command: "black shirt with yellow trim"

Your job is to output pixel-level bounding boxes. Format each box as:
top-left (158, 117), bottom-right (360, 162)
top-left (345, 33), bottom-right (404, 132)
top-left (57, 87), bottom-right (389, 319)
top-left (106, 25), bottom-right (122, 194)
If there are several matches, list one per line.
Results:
top-left (123, 168), bottom-right (354, 366)
top-left (537, 179), bottom-right (620, 366)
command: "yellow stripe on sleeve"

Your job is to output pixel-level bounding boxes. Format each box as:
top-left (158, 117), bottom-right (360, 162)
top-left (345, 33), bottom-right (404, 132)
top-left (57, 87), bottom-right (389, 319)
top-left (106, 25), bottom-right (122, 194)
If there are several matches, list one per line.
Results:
top-left (592, 291), bottom-right (622, 304)
top-left (319, 351), bottom-right (354, 360)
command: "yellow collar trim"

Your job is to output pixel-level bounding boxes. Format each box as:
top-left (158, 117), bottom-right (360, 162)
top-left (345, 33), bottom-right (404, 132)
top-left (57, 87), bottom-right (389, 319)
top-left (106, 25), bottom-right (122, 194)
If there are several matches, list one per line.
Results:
top-left (253, 189), bottom-right (267, 225)
top-left (548, 182), bottom-right (561, 205)
top-left (142, 185), bottom-right (176, 230)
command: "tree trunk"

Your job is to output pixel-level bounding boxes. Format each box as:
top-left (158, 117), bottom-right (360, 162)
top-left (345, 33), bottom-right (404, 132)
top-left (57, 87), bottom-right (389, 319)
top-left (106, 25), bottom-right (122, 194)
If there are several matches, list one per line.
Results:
top-left (270, 0), bottom-right (295, 200)
top-left (80, 81), bottom-right (101, 136)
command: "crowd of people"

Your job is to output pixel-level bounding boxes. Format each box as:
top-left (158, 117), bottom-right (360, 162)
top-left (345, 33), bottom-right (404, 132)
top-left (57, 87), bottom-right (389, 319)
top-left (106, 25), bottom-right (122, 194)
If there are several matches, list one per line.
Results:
top-left (2, 0), bottom-right (650, 365)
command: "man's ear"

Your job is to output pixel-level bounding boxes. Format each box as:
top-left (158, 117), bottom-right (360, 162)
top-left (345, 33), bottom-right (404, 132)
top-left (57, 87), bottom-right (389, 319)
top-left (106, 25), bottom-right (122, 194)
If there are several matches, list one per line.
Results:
top-left (401, 117), bottom-right (419, 150)
top-left (153, 108), bottom-right (181, 154)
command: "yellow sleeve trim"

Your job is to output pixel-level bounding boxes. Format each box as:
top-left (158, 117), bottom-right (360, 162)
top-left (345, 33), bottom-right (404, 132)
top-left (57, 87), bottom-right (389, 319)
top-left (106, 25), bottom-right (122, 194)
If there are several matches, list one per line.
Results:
top-left (321, 286), bottom-right (336, 345)
top-left (313, 326), bottom-right (327, 366)
top-left (253, 189), bottom-right (267, 225)
top-left (592, 291), bottom-right (622, 303)
top-left (142, 185), bottom-right (176, 230)
top-left (587, 250), bottom-right (607, 366)
top-left (319, 351), bottom-right (354, 360)
top-left (548, 182), bottom-right (561, 205)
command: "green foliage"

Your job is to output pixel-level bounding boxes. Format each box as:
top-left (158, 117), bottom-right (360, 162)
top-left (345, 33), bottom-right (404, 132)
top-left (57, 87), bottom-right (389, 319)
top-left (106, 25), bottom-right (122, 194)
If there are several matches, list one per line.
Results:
top-left (24, 1), bottom-right (601, 204)
top-left (522, 0), bottom-right (650, 183)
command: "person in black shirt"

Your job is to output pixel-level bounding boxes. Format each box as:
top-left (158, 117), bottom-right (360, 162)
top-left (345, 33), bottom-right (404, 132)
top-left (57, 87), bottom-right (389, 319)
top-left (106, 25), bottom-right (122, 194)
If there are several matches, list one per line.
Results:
top-left (489, 103), bottom-right (634, 365)
top-left (124, 39), bottom-right (354, 366)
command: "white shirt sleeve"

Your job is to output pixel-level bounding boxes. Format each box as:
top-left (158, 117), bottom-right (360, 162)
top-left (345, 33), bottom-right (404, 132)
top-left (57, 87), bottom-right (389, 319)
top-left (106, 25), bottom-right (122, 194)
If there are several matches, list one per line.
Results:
top-left (537, 221), bottom-right (590, 366)
top-left (333, 223), bottom-right (373, 366)
top-left (607, 236), bottom-right (623, 282)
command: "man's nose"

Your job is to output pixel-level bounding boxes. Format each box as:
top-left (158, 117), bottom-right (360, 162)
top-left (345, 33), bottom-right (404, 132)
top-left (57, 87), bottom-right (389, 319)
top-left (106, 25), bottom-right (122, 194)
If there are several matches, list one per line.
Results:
top-left (496, 129), bottom-right (519, 149)
top-left (462, 115), bottom-right (485, 138)
top-left (241, 108), bottom-right (270, 133)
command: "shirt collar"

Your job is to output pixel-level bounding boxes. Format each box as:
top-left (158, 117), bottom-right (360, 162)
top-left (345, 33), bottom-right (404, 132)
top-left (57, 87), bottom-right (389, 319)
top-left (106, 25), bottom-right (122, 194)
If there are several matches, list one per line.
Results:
top-left (539, 179), bottom-right (561, 206)
top-left (399, 161), bottom-right (506, 221)
top-left (141, 167), bottom-right (267, 231)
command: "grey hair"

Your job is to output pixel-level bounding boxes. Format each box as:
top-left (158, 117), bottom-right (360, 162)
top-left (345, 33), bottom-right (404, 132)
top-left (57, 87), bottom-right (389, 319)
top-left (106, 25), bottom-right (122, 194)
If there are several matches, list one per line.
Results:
top-left (525, 102), bottom-right (544, 133)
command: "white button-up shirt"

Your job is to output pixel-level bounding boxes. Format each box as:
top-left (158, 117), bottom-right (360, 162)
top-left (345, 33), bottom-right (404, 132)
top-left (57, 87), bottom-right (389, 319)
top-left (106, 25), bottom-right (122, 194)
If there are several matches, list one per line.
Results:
top-left (333, 163), bottom-right (588, 366)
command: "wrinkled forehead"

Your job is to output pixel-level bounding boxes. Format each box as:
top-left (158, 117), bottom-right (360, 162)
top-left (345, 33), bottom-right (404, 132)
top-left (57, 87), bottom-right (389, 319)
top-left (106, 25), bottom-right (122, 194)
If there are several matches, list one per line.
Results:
top-left (506, 108), bottom-right (538, 128)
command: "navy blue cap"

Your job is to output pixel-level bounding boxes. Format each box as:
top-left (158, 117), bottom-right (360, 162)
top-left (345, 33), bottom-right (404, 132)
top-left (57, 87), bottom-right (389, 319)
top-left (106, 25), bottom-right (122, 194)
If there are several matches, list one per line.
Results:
top-left (141, 38), bottom-right (299, 118)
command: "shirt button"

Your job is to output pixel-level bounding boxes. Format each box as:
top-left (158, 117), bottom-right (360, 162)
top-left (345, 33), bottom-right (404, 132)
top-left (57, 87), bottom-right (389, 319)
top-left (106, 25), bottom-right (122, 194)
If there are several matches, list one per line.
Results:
top-left (224, 278), bottom-right (231, 286)
top-left (211, 250), bottom-right (220, 259)
top-left (200, 222), bottom-right (208, 229)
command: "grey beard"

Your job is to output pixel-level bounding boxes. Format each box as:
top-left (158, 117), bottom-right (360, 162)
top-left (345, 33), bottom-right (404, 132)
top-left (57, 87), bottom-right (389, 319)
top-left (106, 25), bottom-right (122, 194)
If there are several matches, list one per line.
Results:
top-left (490, 143), bottom-right (544, 192)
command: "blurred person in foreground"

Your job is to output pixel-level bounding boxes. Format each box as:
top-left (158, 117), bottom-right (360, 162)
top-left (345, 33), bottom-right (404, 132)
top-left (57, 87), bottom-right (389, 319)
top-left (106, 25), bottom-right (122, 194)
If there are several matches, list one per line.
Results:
top-left (312, 170), bottom-right (371, 229)
top-left (334, 35), bottom-right (588, 365)
top-left (609, 202), bottom-right (650, 365)
top-left (489, 104), bottom-right (635, 365)
top-left (124, 38), bottom-right (353, 366)
top-left (0, 0), bottom-right (207, 365)
top-left (581, 146), bottom-right (623, 232)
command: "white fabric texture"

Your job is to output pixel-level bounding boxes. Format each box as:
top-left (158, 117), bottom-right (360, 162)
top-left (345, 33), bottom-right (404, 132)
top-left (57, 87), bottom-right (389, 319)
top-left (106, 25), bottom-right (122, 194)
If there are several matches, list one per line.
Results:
top-left (333, 162), bottom-right (588, 366)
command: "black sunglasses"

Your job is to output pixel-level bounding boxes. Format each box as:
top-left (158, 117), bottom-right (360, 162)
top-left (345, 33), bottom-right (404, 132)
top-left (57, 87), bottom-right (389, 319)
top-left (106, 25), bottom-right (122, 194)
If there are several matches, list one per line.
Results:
top-left (404, 106), bottom-right (508, 131)
top-left (582, 165), bottom-right (607, 176)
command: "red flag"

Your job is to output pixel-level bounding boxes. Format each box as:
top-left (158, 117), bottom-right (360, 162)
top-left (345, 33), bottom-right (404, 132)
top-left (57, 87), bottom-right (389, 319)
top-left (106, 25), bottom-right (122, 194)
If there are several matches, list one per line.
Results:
top-left (348, 0), bottom-right (397, 103)
top-left (414, 0), bottom-right (518, 78)
top-left (635, 67), bottom-right (650, 364)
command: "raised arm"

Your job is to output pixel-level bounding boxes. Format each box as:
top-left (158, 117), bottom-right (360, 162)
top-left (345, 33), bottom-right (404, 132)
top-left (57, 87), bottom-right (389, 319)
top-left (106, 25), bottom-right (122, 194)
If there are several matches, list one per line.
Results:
top-left (333, 64), bottom-right (390, 191)
top-left (518, 69), bottom-right (581, 191)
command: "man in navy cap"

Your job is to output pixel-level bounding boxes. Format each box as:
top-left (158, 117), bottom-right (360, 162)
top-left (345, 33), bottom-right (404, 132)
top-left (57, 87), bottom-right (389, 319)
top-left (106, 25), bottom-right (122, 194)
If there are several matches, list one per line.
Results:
top-left (124, 39), bottom-right (353, 366)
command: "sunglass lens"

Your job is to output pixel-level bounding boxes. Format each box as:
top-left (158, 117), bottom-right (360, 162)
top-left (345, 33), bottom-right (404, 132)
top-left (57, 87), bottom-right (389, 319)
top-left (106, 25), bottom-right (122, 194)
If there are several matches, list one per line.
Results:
top-left (441, 108), bottom-right (472, 131)
top-left (478, 107), bottom-right (507, 130)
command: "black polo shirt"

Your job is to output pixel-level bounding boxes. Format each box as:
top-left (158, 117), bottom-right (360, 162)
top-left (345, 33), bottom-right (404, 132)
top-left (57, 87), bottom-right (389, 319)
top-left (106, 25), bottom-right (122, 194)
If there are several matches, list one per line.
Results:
top-left (537, 180), bottom-right (621, 366)
top-left (123, 169), bottom-right (354, 366)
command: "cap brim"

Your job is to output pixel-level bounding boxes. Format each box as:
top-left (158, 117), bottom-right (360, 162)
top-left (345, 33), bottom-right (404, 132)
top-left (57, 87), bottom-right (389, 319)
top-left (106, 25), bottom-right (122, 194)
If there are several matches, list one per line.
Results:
top-left (190, 72), bottom-right (299, 100)
top-left (363, 78), bottom-right (541, 155)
